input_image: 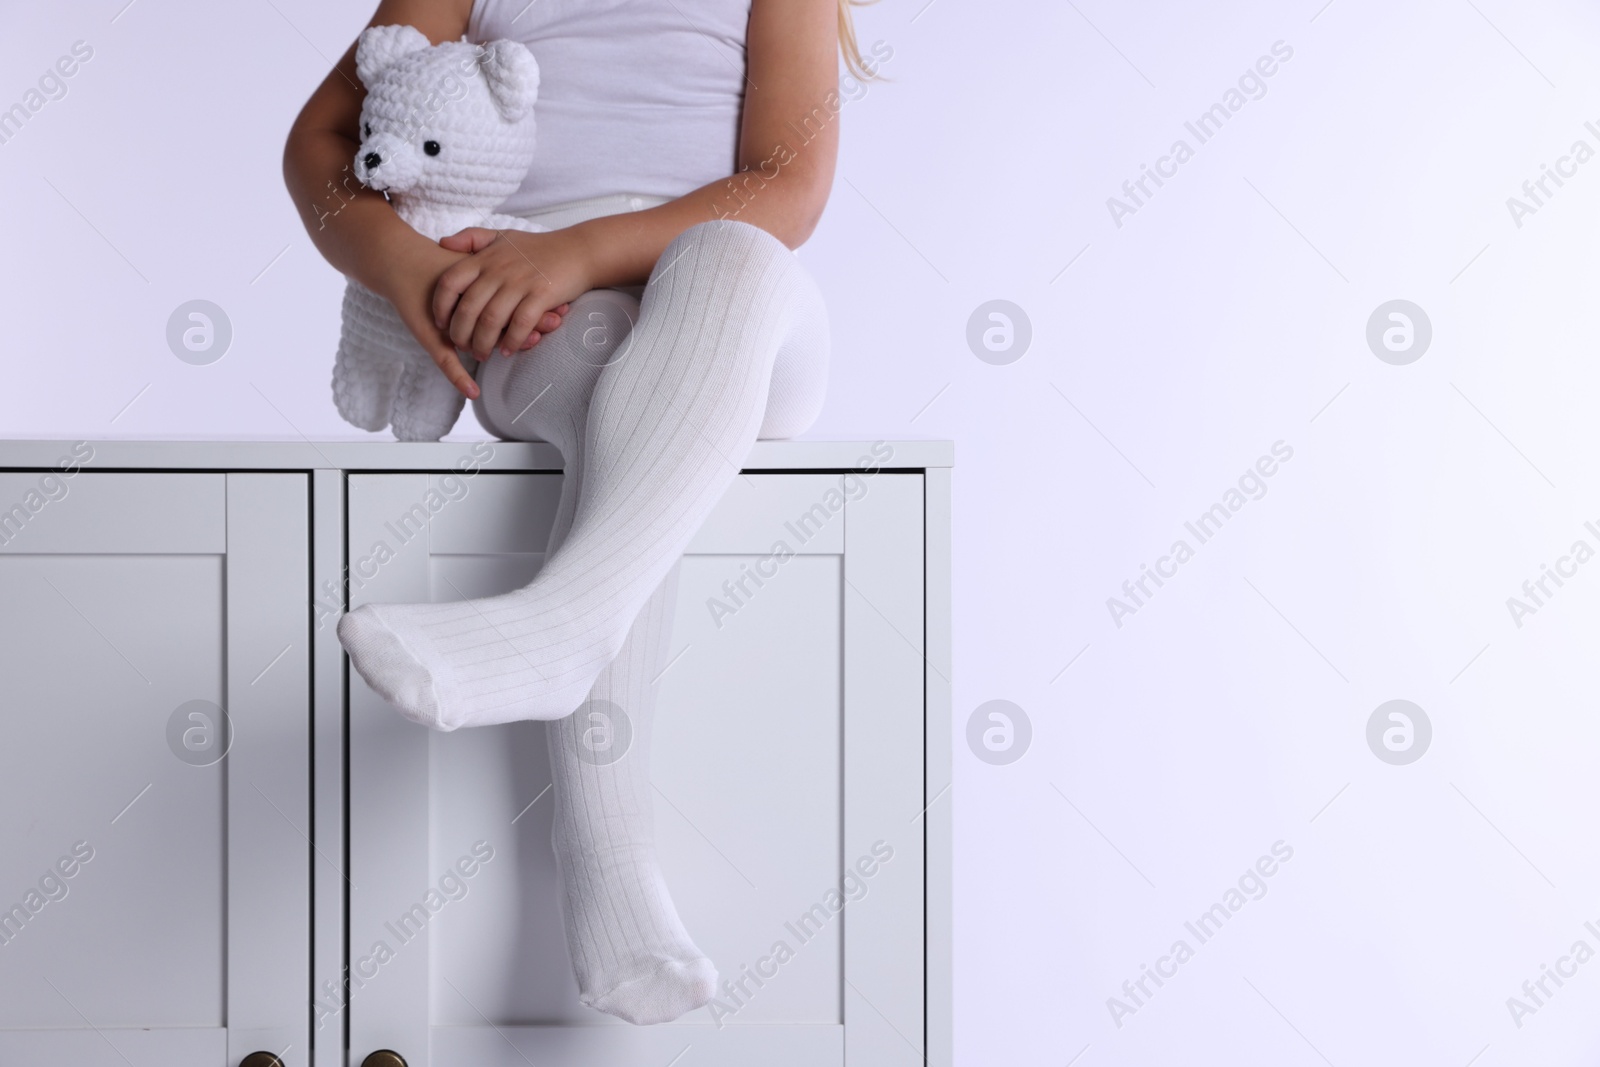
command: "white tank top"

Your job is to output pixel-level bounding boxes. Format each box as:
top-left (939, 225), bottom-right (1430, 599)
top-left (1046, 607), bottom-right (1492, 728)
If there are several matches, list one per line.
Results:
top-left (466, 0), bottom-right (752, 216)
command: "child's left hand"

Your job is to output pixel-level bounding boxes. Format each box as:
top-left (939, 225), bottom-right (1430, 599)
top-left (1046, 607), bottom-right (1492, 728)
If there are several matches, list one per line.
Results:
top-left (434, 227), bottom-right (595, 361)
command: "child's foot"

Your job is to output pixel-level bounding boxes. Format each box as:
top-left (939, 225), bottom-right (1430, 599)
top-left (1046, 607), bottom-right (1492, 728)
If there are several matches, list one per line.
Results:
top-left (581, 955), bottom-right (719, 1026)
top-left (337, 588), bottom-right (624, 729)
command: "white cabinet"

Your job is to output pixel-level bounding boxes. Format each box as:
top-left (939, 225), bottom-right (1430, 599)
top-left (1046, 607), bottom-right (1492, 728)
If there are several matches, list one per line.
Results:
top-left (0, 441), bottom-right (951, 1067)
top-left (0, 470), bottom-right (310, 1067)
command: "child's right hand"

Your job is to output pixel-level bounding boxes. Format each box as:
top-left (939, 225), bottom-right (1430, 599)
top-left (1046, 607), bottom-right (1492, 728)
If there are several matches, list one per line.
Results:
top-left (377, 240), bottom-right (568, 401)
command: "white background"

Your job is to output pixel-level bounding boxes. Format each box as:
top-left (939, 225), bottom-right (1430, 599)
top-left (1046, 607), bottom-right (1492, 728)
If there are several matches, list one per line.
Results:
top-left (4, 0), bottom-right (1600, 1063)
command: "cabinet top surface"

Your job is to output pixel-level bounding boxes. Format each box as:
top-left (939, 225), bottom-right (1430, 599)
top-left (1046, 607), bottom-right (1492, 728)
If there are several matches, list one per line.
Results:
top-left (0, 438), bottom-right (952, 471)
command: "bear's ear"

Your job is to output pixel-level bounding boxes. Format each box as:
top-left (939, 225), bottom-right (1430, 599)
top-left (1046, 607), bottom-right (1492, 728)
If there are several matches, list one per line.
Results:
top-left (477, 40), bottom-right (540, 122)
top-left (356, 24), bottom-right (432, 87)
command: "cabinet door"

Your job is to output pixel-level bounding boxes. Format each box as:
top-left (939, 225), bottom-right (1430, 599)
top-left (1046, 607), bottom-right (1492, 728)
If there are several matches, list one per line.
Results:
top-left (0, 472), bottom-right (311, 1067)
top-left (346, 471), bottom-right (925, 1067)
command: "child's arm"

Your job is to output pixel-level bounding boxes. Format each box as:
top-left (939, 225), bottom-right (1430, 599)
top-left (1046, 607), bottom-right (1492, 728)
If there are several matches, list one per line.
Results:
top-left (431, 0), bottom-right (841, 361)
top-left (281, 0), bottom-right (565, 401)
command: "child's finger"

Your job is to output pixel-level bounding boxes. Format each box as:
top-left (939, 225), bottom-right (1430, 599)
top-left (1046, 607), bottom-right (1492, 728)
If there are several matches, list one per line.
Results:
top-left (446, 276), bottom-right (504, 352)
top-left (428, 344), bottom-right (480, 399)
top-left (508, 319), bottom-right (557, 353)
top-left (433, 258), bottom-right (486, 330)
top-left (511, 308), bottom-right (567, 350)
top-left (472, 287), bottom-right (527, 359)
top-left (397, 298), bottom-right (480, 398)
top-left (438, 227), bottom-right (499, 254)
top-left (499, 295), bottom-right (558, 355)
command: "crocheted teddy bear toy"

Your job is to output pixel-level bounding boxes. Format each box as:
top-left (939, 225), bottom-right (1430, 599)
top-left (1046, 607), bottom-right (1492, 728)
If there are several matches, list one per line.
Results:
top-left (332, 24), bottom-right (545, 442)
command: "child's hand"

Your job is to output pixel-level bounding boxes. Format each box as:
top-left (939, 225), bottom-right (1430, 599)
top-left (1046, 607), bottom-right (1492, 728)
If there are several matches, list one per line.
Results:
top-left (376, 241), bottom-right (480, 399)
top-left (377, 240), bottom-right (568, 400)
top-left (434, 227), bottom-right (594, 361)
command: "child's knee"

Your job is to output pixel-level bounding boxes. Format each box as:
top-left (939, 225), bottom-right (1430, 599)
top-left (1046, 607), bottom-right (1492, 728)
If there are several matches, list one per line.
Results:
top-left (563, 288), bottom-right (641, 369)
top-left (656, 219), bottom-right (790, 279)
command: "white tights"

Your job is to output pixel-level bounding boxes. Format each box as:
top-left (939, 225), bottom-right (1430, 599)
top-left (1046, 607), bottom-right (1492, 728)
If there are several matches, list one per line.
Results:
top-left (340, 211), bottom-right (830, 1023)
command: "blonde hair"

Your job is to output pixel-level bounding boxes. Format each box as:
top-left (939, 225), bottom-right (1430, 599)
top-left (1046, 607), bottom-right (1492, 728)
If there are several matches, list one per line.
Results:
top-left (838, 0), bottom-right (884, 82)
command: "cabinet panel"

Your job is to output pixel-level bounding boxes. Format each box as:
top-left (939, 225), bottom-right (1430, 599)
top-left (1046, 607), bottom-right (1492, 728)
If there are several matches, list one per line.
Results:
top-left (0, 471), bottom-right (225, 555)
top-left (347, 470), bottom-right (924, 1067)
top-left (843, 473), bottom-right (926, 1065)
top-left (0, 472), bottom-right (310, 1067)
top-left (226, 473), bottom-right (314, 1065)
top-left (0, 552), bottom-right (227, 1032)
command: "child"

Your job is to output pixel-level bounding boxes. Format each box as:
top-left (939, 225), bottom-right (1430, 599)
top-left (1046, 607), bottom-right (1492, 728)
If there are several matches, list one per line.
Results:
top-left (283, 0), bottom-right (873, 1025)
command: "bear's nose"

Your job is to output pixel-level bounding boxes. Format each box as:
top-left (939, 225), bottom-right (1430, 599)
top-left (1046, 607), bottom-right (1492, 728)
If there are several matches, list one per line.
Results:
top-left (363, 152), bottom-right (382, 170)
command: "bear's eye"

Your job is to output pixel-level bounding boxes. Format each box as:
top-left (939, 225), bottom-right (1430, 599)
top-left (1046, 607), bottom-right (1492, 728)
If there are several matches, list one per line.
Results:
top-left (363, 122), bottom-right (371, 138)
top-left (423, 140), bottom-right (441, 157)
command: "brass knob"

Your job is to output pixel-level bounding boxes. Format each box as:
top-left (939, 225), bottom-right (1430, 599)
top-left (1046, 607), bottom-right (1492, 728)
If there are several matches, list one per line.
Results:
top-left (361, 1052), bottom-right (408, 1067)
top-left (240, 1055), bottom-right (285, 1067)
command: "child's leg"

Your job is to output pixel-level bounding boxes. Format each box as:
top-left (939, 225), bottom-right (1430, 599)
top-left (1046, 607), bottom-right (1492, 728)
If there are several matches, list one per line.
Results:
top-left (346, 223), bottom-right (829, 1023)
top-left (545, 562), bottom-right (720, 1025)
top-left (472, 286), bottom-right (641, 454)
top-left (339, 220), bottom-right (830, 728)
top-left (475, 287), bottom-right (720, 1023)
top-left (481, 265), bottom-right (833, 1024)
